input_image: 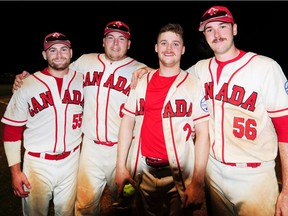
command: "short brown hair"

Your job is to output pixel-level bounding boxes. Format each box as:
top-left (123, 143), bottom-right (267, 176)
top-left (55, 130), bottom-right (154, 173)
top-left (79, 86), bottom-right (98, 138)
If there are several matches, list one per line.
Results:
top-left (157, 23), bottom-right (184, 43)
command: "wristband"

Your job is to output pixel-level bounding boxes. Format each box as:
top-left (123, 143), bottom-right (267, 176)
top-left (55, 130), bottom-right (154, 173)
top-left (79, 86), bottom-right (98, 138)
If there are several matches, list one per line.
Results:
top-left (4, 141), bottom-right (21, 167)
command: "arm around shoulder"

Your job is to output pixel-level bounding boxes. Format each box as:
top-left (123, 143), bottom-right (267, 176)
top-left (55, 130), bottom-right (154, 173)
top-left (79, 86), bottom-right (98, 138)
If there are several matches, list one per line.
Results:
top-left (131, 66), bottom-right (155, 89)
top-left (12, 70), bottom-right (31, 92)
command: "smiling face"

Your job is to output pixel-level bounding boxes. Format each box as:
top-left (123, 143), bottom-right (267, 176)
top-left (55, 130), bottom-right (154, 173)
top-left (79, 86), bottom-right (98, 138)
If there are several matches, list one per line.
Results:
top-left (103, 31), bottom-right (131, 62)
top-left (155, 31), bottom-right (185, 68)
top-left (42, 43), bottom-right (72, 71)
top-left (203, 21), bottom-right (238, 59)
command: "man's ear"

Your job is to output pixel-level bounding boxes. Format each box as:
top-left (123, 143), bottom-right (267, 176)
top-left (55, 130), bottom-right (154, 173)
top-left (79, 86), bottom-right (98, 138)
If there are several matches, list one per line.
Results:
top-left (182, 46), bottom-right (185, 55)
top-left (233, 23), bottom-right (238, 36)
top-left (42, 51), bottom-right (47, 60)
top-left (155, 44), bottom-right (158, 53)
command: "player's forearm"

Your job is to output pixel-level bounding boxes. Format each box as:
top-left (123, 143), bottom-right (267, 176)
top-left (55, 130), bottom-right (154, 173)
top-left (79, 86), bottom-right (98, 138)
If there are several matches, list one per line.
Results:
top-left (192, 146), bottom-right (209, 185)
top-left (10, 162), bottom-right (22, 177)
top-left (116, 115), bottom-right (135, 170)
top-left (279, 142), bottom-right (288, 194)
top-left (193, 122), bottom-right (210, 185)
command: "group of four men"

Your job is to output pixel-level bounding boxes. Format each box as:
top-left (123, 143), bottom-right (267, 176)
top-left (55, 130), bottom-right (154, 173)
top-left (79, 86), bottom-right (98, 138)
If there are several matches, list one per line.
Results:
top-left (2, 5), bottom-right (288, 216)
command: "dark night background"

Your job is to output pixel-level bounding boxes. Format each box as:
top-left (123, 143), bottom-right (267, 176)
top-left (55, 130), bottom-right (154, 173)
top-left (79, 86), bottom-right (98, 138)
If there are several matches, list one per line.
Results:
top-left (0, 1), bottom-right (287, 215)
top-left (1, 1), bottom-right (288, 77)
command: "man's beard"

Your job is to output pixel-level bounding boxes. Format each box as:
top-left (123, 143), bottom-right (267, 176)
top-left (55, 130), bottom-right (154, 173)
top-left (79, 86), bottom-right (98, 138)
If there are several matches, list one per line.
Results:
top-left (48, 61), bottom-right (70, 71)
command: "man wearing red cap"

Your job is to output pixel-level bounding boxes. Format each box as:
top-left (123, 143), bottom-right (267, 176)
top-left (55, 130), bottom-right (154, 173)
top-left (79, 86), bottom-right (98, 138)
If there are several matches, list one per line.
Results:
top-left (2, 32), bottom-right (84, 215)
top-left (72, 20), bottom-right (146, 215)
top-left (187, 5), bottom-right (288, 216)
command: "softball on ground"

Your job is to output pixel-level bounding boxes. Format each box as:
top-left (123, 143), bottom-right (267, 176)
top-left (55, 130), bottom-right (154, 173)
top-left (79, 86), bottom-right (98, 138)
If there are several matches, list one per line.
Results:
top-left (123, 183), bottom-right (136, 197)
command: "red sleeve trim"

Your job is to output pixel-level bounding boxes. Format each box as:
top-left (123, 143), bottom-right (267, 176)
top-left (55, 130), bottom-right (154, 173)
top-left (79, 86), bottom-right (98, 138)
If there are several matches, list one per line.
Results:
top-left (271, 116), bottom-right (288, 142)
top-left (3, 124), bottom-right (24, 142)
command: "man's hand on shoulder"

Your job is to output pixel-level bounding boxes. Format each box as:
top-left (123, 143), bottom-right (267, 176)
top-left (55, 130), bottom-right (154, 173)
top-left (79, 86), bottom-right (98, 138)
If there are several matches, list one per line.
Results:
top-left (12, 71), bottom-right (31, 93)
top-left (130, 67), bottom-right (154, 89)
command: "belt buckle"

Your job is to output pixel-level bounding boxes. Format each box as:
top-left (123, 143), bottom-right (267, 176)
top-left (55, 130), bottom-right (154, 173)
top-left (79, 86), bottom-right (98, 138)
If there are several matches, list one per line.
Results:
top-left (145, 157), bottom-right (158, 168)
top-left (145, 157), bottom-right (169, 168)
top-left (235, 163), bottom-right (247, 168)
top-left (51, 151), bottom-right (69, 160)
top-left (55, 152), bottom-right (65, 160)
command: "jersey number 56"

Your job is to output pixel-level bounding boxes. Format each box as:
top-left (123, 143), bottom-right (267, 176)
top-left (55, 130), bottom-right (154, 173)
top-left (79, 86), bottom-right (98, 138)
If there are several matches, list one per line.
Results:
top-left (233, 117), bottom-right (257, 140)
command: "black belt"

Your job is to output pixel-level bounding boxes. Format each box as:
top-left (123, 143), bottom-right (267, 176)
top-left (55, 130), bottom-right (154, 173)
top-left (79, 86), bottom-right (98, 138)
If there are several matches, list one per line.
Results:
top-left (144, 157), bottom-right (171, 179)
top-left (145, 157), bottom-right (169, 168)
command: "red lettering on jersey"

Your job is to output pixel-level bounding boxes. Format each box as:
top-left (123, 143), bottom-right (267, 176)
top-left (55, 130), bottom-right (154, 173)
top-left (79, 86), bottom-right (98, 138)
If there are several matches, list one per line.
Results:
top-left (103, 74), bottom-right (130, 95)
top-left (136, 98), bottom-right (192, 118)
top-left (183, 123), bottom-right (193, 141)
top-left (163, 100), bottom-right (192, 118)
top-left (122, 85), bottom-right (130, 96)
top-left (215, 83), bottom-right (229, 102)
top-left (62, 90), bottom-right (72, 104)
top-left (135, 98), bottom-right (145, 116)
top-left (119, 103), bottom-right (125, 118)
top-left (83, 71), bottom-right (103, 87)
top-left (163, 101), bottom-right (175, 118)
top-left (175, 100), bottom-right (192, 117)
top-left (104, 74), bottom-right (114, 88)
top-left (114, 76), bottom-right (131, 96)
top-left (114, 77), bottom-right (128, 93)
top-left (28, 90), bottom-right (84, 117)
top-left (72, 90), bottom-right (84, 106)
top-left (28, 91), bottom-right (54, 117)
top-left (62, 90), bottom-right (84, 106)
top-left (84, 72), bottom-right (130, 96)
top-left (229, 85), bottom-right (245, 106)
top-left (241, 92), bottom-right (257, 111)
top-left (204, 82), bottom-right (214, 100)
top-left (204, 82), bottom-right (257, 111)
top-left (187, 103), bottom-right (193, 116)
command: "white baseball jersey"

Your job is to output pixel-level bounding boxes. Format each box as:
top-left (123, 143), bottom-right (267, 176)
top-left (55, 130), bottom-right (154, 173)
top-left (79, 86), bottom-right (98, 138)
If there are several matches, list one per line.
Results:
top-left (187, 52), bottom-right (288, 163)
top-left (123, 69), bottom-right (209, 198)
top-left (69, 53), bottom-right (146, 143)
top-left (1, 69), bottom-right (84, 153)
top-left (70, 53), bottom-right (146, 215)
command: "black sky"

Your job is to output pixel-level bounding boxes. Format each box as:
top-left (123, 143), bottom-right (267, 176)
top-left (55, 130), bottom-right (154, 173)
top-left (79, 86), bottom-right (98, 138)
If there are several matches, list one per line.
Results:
top-left (1, 1), bottom-right (288, 76)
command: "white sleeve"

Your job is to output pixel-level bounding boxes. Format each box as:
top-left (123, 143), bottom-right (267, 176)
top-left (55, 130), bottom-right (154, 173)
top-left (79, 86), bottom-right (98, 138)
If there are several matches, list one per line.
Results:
top-left (186, 64), bottom-right (196, 76)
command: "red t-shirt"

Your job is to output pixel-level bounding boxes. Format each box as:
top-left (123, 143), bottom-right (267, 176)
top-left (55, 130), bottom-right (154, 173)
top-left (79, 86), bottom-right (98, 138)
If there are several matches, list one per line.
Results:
top-left (141, 70), bottom-right (177, 160)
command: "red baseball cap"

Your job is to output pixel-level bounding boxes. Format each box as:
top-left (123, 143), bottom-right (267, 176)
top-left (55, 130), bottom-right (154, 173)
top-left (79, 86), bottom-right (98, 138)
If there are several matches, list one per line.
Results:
top-left (43, 32), bottom-right (71, 51)
top-left (199, 6), bottom-right (234, 32)
top-left (104, 21), bottom-right (131, 39)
